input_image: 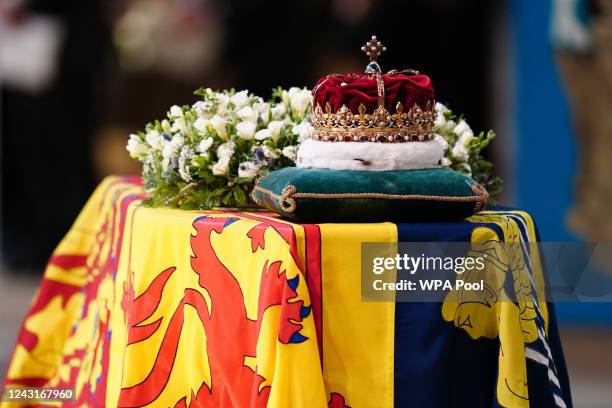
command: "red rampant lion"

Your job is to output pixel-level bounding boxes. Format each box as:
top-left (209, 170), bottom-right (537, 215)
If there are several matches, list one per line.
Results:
top-left (118, 216), bottom-right (312, 407)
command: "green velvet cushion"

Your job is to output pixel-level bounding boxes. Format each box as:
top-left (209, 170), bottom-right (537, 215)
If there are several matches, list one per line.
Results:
top-left (252, 167), bottom-right (488, 222)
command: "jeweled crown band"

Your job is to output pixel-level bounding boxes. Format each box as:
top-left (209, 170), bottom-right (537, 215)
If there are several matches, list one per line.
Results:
top-left (310, 101), bottom-right (436, 143)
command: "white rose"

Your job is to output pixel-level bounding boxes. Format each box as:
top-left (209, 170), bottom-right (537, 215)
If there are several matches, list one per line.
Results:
top-left (453, 120), bottom-right (472, 136)
top-left (459, 130), bottom-right (475, 146)
top-left (443, 119), bottom-right (456, 132)
top-left (236, 121), bottom-right (257, 140)
top-left (216, 93), bottom-right (230, 115)
top-left (193, 101), bottom-right (212, 118)
top-left (293, 121), bottom-right (314, 141)
top-left (169, 105), bottom-right (183, 118)
top-left (237, 106), bottom-right (258, 123)
top-left (237, 161), bottom-right (260, 179)
top-left (162, 134), bottom-right (185, 160)
top-left (434, 134), bottom-right (449, 151)
top-left (193, 117), bottom-right (209, 133)
top-left (282, 145), bottom-right (298, 161)
top-left (271, 103), bottom-right (286, 119)
top-left (451, 141), bottom-right (469, 162)
top-left (253, 101), bottom-right (270, 114)
top-left (197, 137), bottom-right (213, 153)
top-left (281, 89), bottom-right (290, 106)
top-left (441, 157), bottom-right (452, 167)
top-left (210, 115), bottom-right (228, 140)
top-left (145, 130), bottom-right (163, 150)
top-left (126, 134), bottom-right (149, 159)
top-left (435, 102), bottom-right (449, 114)
top-left (253, 101), bottom-right (271, 125)
top-left (289, 88), bottom-right (312, 116)
top-left (434, 109), bottom-right (446, 128)
top-left (216, 140), bottom-right (235, 160)
top-left (267, 120), bottom-right (285, 143)
top-left (230, 90), bottom-right (249, 109)
top-left (287, 87), bottom-right (300, 103)
top-left (212, 156), bottom-right (230, 176)
top-left (255, 128), bottom-right (272, 141)
top-left (171, 117), bottom-right (188, 134)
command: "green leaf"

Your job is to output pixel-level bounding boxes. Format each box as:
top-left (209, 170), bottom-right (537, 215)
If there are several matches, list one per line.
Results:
top-left (233, 186), bottom-right (247, 205)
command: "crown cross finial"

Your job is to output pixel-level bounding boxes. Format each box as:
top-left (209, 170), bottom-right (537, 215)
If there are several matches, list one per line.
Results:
top-left (361, 35), bottom-right (386, 61)
top-left (361, 35), bottom-right (386, 76)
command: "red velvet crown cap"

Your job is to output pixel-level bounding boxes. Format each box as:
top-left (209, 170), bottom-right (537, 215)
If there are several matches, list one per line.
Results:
top-left (313, 71), bottom-right (435, 114)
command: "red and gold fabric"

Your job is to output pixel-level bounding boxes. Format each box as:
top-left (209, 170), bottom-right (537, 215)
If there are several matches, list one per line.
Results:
top-left (1, 177), bottom-right (572, 407)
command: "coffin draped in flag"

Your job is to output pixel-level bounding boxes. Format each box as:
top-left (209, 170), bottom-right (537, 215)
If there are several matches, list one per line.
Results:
top-left (2, 177), bottom-right (572, 408)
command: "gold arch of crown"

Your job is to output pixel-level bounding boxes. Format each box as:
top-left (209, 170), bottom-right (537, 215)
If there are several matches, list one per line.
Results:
top-left (311, 35), bottom-right (435, 143)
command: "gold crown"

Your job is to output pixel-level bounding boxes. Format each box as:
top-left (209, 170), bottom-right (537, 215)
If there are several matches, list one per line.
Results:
top-left (311, 35), bottom-right (436, 143)
top-left (310, 101), bottom-right (436, 143)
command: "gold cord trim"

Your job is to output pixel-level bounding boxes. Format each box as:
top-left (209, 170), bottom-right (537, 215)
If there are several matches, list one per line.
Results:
top-left (253, 183), bottom-right (489, 214)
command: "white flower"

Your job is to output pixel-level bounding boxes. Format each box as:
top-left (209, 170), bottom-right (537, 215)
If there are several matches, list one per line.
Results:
top-left (161, 119), bottom-right (172, 133)
top-left (237, 161), bottom-right (260, 179)
top-left (281, 89), bottom-right (290, 106)
top-left (253, 101), bottom-right (270, 114)
top-left (216, 140), bottom-right (235, 160)
top-left (292, 121), bottom-right (314, 141)
top-left (193, 101), bottom-right (213, 118)
top-left (458, 161), bottom-right (472, 176)
top-left (193, 117), bottom-right (209, 133)
top-left (253, 101), bottom-right (271, 125)
top-left (267, 120), bottom-right (285, 143)
top-left (145, 130), bottom-right (163, 150)
top-left (162, 134), bottom-right (185, 160)
top-left (197, 137), bottom-right (213, 153)
top-left (126, 134), bottom-right (149, 159)
top-left (237, 106), bottom-right (258, 123)
top-left (282, 145), bottom-right (298, 161)
top-left (236, 121), bottom-right (257, 140)
top-left (434, 112), bottom-right (446, 128)
top-left (260, 145), bottom-right (279, 160)
top-left (435, 102), bottom-right (450, 115)
top-left (212, 156), bottom-right (231, 176)
top-left (459, 130), bottom-right (475, 146)
top-left (169, 105), bottom-right (183, 118)
top-left (255, 128), bottom-right (272, 141)
top-left (451, 141), bottom-right (469, 162)
top-left (288, 88), bottom-right (312, 116)
top-left (434, 134), bottom-right (449, 151)
top-left (443, 119), bottom-right (456, 132)
top-left (453, 120), bottom-right (472, 137)
top-left (171, 117), bottom-right (188, 134)
top-left (230, 90), bottom-right (249, 109)
top-left (216, 93), bottom-right (231, 115)
top-left (441, 157), bottom-right (452, 167)
top-left (178, 146), bottom-right (194, 182)
top-left (271, 103), bottom-right (286, 120)
top-left (210, 115), bottom-right (228, 140)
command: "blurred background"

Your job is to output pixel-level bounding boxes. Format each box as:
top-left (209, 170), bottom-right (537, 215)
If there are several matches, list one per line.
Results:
top-left (1, 0), bottom-right (611, 406)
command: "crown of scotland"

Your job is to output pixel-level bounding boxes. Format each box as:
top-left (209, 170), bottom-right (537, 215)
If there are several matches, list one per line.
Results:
top-left (311, 35), bottom-right (436, 143)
